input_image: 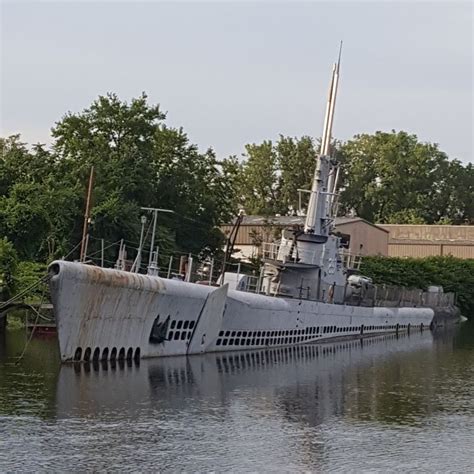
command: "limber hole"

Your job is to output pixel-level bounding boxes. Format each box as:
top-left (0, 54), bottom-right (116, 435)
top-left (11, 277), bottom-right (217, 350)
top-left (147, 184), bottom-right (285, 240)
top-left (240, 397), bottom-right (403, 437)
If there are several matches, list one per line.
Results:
top-left (83, 347), bottom-right (91, 362)
top-left (134, 347), bottom-right (141, 361)
top-left (74, 347), bottom-right (82, 362)
top-left (93, 347), bottom-right (100, 361)
top-left (110, 347), bottom-right (117, 360)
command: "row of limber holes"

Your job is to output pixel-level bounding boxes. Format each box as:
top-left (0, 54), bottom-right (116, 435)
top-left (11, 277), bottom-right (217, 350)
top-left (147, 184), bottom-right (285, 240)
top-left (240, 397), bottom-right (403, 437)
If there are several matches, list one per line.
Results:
top-left (74, 346), bottom-right (141, 362)
top-left (73, 323), bottom-right (422, 359)
top-left (165, 320), bottom-right (418, 344)
top-left (218, 323), bottom-right (416, 339)
top-left (215, 323), bottom-right (421, 347)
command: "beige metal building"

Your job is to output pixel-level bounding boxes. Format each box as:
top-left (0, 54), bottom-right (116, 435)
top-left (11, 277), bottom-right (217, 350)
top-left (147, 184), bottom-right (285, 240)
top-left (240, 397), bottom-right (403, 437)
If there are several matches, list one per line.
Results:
top-left (379, 224), bottom-right (474, 259)
top-left (221, 216), bottom-right (389, 261)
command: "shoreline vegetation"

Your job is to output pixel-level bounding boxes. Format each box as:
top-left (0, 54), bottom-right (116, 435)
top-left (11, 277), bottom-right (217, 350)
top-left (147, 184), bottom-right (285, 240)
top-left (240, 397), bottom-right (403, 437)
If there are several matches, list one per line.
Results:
top-left (360, 256), bottom-right (473, 319)
top-left (1, 93), bottom-right (473, 318)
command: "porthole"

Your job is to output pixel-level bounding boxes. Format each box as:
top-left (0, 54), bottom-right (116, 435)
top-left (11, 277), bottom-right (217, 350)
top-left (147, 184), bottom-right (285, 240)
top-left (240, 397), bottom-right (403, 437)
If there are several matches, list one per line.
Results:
top-left (177, 321), bottom-right (183, 329)
top-left (183, 321), bottom-right (189, 329)
top-left (216, 339), bottom-right (222, 346)
top-left (189, 321), bottom-right (195, 329)
top-left (174, 332), bottom-right (180, 340)
top-left (170, 320), bottom-right (176, 329)
top-left (180, 332), bottom-right (187, 340)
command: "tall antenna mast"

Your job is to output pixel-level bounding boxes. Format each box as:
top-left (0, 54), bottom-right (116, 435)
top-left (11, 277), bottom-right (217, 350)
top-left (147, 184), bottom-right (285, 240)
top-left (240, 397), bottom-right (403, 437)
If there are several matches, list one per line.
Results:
top-left (304, 43), bottom-right (342, 235)
top-left (80, 166), bottom-right (95, 262)
top-left (321, 41), bottom-right (342, 156)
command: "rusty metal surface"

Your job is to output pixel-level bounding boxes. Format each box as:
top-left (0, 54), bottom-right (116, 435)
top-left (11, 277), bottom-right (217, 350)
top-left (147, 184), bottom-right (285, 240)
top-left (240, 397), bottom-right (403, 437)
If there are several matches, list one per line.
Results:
top-left (48, 261), bottom-right (443, 363)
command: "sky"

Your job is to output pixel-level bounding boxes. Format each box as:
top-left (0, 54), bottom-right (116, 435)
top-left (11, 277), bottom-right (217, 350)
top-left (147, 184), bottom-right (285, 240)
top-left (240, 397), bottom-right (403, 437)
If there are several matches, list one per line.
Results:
top-left (1, 1), bottom-right (473, 162)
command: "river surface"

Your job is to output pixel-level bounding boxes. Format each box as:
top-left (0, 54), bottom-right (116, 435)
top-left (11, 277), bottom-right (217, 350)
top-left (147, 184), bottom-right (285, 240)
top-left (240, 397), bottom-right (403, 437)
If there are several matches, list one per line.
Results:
top-left (1, 322), bottom-right (473, 472)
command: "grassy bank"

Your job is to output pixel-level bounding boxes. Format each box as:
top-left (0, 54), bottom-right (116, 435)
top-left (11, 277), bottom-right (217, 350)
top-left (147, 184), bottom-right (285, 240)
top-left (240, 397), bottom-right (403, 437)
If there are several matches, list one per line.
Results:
top-left (360, 256), bottom-right (474, 318)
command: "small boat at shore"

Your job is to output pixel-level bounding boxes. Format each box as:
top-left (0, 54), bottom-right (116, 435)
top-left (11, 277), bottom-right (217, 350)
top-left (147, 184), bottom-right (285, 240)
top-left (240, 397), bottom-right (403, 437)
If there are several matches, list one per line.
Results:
top-left (48, 55), bottom-right (459, 363)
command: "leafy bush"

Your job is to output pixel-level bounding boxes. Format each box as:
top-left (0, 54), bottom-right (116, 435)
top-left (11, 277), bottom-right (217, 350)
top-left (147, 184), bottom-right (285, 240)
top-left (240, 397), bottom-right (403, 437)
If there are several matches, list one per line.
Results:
top-left (360, 256), bottom-right (474, 318)
top-left (0, 238), bottom-right (18, 300)
top-left (13, 261), bottom-right (48, 302)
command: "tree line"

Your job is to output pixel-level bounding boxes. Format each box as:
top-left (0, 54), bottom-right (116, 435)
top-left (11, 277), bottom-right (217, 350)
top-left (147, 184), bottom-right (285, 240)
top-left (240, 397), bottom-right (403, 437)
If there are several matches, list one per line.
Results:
top-left (238, 132), bottom-right (473, 224)
top-left (1, 93), bottom-right (473, 298)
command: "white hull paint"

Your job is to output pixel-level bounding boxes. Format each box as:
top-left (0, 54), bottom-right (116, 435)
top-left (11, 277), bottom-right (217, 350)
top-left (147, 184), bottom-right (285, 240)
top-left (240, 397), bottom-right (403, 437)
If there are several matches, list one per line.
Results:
top-left (49, 261), bottom-right (434, 362)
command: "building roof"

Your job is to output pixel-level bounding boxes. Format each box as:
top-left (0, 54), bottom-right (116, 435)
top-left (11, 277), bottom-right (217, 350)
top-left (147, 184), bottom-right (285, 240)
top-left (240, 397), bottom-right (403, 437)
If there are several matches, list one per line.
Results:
top-left (224, 215), bottom-right (389, 233)
top-left (390, 239), bottom-right (474, 246)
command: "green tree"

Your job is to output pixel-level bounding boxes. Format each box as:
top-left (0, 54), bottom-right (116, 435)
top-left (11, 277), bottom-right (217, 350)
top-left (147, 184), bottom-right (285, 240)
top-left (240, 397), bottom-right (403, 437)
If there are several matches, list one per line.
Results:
top-left (51, 93), bottom-right (238, 260)
top-left (239, 136), bottom-right (319, 216)
top-left (338, 131), bottom-right (472, 224)
top-left (0, 238), bottom-right (17, 300)
top-left (240, 141), bottom-right (281, 215)
top-left (276, 135), bottom-right (316, 213)
top-left (1, 93), bottom-right (245, 265)
top-left (0, 138), bottom-right (79, 261)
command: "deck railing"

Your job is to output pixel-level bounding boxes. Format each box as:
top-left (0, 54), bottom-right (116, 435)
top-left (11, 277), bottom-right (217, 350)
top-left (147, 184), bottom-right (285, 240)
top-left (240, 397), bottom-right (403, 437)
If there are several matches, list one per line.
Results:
top-left (234, 274), bottom-right (455, 309)
top-left (90, 242), bottom-right (455, 310)
top-left (261, 242), bottom-right (362, 270)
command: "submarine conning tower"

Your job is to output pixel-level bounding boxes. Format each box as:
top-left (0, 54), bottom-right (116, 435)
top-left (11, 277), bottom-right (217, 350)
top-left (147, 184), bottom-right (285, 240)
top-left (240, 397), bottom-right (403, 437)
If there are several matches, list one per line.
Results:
top-left (261, 46), bottom-right (357, 302)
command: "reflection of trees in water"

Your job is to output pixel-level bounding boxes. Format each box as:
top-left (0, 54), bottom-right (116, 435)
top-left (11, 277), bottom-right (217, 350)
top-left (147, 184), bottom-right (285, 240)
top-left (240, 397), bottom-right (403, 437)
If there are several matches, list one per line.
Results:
top-left (0, 331), bottom-right (6, 359)
top-left (0, 330), bottom-right (59, 419)
top-left (49, 324), bottom-right (474, 428)
top-left (147, 333), bottom-right (439, 427)
top-left (269, 333), bottom-right (438, 428)
top-left (273, 324), bottom-right (472, 429)
top-left (3, 323), bottom-right (471, 436)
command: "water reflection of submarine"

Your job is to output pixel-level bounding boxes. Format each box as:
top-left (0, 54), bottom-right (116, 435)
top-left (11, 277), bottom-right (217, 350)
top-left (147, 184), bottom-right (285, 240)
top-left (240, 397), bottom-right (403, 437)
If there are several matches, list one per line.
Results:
top-left (55, 332), bottom-right (434, 418)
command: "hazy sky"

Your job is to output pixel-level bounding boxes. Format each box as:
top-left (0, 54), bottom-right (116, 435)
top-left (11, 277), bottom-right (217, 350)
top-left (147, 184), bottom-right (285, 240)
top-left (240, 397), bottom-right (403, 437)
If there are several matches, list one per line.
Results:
top-left (1, 1), bottom-right (473, 162)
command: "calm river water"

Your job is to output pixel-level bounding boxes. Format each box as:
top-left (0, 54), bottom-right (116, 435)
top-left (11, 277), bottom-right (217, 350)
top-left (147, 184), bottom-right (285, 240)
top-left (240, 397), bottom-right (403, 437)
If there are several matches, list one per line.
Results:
top-left (1, 322), bottom-right (473, 472)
